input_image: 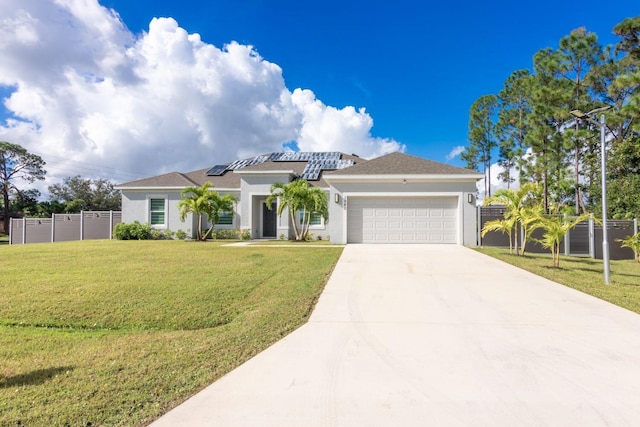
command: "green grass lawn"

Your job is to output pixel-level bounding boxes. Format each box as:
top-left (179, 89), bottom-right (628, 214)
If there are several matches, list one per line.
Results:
top-left (476, 247), bottom-right (640, 315)
top-left (0, 240), bottom-right (343, 426)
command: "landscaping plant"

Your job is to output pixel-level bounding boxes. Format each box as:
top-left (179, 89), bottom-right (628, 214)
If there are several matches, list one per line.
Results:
top-left (178, 182), bottom-right (236, 241)
top-left (617, 232), bottom-right (640, 263)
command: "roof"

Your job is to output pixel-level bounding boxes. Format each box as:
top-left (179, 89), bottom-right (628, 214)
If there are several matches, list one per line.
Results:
top-left (117, 152), bottom-right (364, 189)
top-left (115, 171), bottom-right (199, 188)
top-left (325, 152), bottom-right (480, 177)
top-left (116, 151), bottom-right (481, 190)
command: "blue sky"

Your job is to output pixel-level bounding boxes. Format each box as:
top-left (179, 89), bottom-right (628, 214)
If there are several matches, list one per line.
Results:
top-left (103, 0), bottom-right (637, 163)
top-left (0, 1), bottom-right (638, 189)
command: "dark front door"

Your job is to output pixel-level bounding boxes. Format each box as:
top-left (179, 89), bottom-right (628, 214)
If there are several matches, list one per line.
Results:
top-left (262, 202), bottom-right (277, 238)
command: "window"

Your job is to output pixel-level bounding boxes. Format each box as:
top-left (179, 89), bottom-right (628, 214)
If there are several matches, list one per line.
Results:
top-left (299, 211), bottom-right (323, 226)
top-left (218, 210), bottom-right (233, 225)
top-left (149, 198), bottom-right (166, 226)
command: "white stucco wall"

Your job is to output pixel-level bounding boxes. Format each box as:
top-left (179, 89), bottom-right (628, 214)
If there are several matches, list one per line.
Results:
top-left (327, 180), bottom-right (479, 246)
top-left (121, 189), bottom-right (241, 239)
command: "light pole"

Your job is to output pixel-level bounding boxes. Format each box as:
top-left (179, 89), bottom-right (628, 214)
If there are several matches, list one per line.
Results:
top-left (570, 106), bottom-right (612, 284)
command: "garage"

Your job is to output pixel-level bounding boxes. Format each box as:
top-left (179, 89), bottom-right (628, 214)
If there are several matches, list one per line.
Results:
top-left (347, 197), bottom-right (458, 243)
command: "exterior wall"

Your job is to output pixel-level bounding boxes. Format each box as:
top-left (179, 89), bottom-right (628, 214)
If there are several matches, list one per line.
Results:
top-left (240, 175), bottom-right (284, 234)
top-left (121, 190), bottom-right (241, 239)
top-left (328, 180), bottom-right (479, 245)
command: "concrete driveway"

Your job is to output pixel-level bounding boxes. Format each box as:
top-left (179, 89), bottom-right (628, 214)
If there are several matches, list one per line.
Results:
top-left (150, 245), bottom-right (640, 426)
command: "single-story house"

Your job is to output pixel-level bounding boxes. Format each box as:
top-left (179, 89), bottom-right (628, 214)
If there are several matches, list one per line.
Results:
top-left (115, 151), bottom-right (483, 245)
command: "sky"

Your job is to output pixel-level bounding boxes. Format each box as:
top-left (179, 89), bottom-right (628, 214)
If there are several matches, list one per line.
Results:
top-left (0, 0), bottom-right (638, 196)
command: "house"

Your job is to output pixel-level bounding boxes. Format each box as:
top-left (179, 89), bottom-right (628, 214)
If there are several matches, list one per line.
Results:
top-left (115, 151), bottom-right (483, 245)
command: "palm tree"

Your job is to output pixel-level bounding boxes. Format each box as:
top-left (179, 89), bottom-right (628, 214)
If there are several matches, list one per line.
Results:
top-left (209, 193), bottom-right (237, 233)
top-left (267, 179), bottom-right (328, 241)
top-left (483, 182), bottom-right (541, 255)
top-left (617, 232), bottom-right (640, 263)
top-left (299, 185), bottom-right (329, 240)
top-left (178, 182), bottom-right (235, 241)
top-left (536, 213), bottom-right (591, 267)
top-left (481, 216), bottom-right (517, 254)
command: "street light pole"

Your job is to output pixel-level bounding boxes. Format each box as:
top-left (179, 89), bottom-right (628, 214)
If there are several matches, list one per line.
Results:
top-left (570, 106), bottom-right (611, 284)
top-left (600, 113), bottom-right (610, 284)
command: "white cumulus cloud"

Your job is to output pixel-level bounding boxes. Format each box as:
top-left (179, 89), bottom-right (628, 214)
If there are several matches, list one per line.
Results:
top-left (0, 0), bottom-right (402, 192)
top-left (445, 145), bottom-right (466, 161)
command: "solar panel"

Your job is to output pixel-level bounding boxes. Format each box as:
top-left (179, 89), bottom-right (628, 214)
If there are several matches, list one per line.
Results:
top-left (207, 152), bottom-right (352, 180)
top-left (206, 164), bottom-right (229, 176)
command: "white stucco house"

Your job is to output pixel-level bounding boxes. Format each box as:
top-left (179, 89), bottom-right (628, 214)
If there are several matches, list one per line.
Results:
top-left (115, 151), bottom-right (483, 245)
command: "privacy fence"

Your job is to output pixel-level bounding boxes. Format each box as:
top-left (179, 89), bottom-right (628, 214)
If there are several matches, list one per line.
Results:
top-left (9, 211), bottom-right (122, 245)
top-left (478, 206), bottom-right (638, 260)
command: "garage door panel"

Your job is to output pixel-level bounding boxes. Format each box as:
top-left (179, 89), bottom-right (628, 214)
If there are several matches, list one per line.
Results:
top-left (347, 197), bottom-right (458, 244)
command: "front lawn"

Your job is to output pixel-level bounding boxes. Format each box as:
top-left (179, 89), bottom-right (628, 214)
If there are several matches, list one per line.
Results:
top-left (476, 247), bottom-right (640, 315)
top-left (0, 240), bottom-right (343, 426)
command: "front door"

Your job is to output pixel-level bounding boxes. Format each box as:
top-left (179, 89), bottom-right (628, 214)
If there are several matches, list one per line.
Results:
top-left (262, 202), bottom-right (277, 238)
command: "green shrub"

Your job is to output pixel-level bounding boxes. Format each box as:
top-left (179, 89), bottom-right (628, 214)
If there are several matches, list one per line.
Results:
top-left (239, 229), bottom-right (251, 240)
top-left (175, 229), bottom-right (188, 240)
top-left (150, 228), bottom-right (174, 240)
top-left (214, 229), bottom-right (238, 240)
top-left (113, 221), bottom-right (152, 240)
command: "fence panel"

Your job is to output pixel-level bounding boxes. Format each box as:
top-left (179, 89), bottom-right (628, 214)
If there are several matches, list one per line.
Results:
top-left (525, 223), bottom-right (565, 254)
top-left (54, 214), bottom-right (82, 242)
top-left (567, 221), bottom-right (590, 256)
top-left (83, 212), bottom-right (112, 240)
top-left (479, 208), bottom-right (636, 260)
top-left (9, 211), bottom-right (121, 244)
top-left (25, 218), bottom-right (52, 243)
top-left (594, 220), bottom-right (635, 260)
top-left (10, 219), bottom-right (24, 244)
top-left (479, 207), bottom-right (512, 247)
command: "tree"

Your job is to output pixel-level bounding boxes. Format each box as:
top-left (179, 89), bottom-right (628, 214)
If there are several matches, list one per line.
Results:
top-left (497, 69), bottom-right (533, 187)
top-left (48, 175), bottom-right (121, 212)
top-left (466, 95), bottom-right (498, 197)
top-left (482, 183), bottom-right (542, 255)
top-left (556, 28), bottom-right (602, 214)
top-left (525, 49), bottom-right (573, 212)
top-left (0, 142), bottom-right (46, 233)
top-left (535, 213), bottom-right (591, 267)
top-left (266, 179), bottom-right (328, 241)
top-left (617, 232), bottom-right (640, 263)
top-left (178, 182), bottom-right (235, 241)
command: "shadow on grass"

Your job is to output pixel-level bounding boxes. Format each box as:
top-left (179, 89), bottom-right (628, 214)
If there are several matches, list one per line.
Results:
top-left (0, 366), bottom-right (73, 388)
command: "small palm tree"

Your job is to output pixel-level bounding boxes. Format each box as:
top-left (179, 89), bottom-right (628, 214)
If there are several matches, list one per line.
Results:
top-left (617, 232), bottom-right (640, 263)
top-left (299, 185), bottom-right (329, 240)
top-left (267, 179), bottom-right (328, 241)
top-left (178, 182), bottom-right (235, 241)
top-left (209, 193), bottom-right (237, 235)
top-left (483, 182), bottom-right (541, 255)
top-left (481, 216), bottom-right (517, 254)
top-left (535, 213), bottom-right (591, 267)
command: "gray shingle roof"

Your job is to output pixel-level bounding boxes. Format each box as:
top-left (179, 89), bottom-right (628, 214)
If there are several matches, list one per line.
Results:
top-left (117, 153), bottom-right (366, 189)
top-left (116, 171), bottom-right (199, 188)
top-left (325, 152), bottom-right (479, 176)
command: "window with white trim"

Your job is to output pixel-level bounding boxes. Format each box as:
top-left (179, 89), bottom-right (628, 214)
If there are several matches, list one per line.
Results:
top-left (149, 198), bottom-right (166, 226)
top-left (218, 210), bottom-right (233, 225)
top-left (299, 211), bottom-right (323, 226)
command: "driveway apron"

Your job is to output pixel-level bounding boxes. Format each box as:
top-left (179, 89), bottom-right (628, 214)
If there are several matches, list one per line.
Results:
top-left (150, 244), bottom-right (640, 426)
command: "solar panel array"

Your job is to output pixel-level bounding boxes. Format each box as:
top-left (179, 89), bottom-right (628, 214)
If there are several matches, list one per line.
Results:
top-left (206, 152), bottom-right (354, 180)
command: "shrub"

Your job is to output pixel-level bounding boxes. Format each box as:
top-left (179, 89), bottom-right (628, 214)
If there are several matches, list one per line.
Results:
top-left (175, 229), bottom-right (188, 240)
top-left (239, 229), bottom-right (251, 240)
top-left (214, 229), bottom-right (238, 240)
top-left (151, 228), bottom-right (174, 240)
top-left (113, 221), bottom-right (152, 240)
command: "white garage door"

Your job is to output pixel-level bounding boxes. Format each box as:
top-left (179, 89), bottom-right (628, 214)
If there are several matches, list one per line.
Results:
top-left (347, 197), bottom-right (458, 243)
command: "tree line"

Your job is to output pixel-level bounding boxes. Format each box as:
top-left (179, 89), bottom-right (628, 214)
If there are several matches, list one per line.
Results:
top-left (463, 16), bottom-right (640, 219)
top-left (1, 141), bottom-right (121, 234)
